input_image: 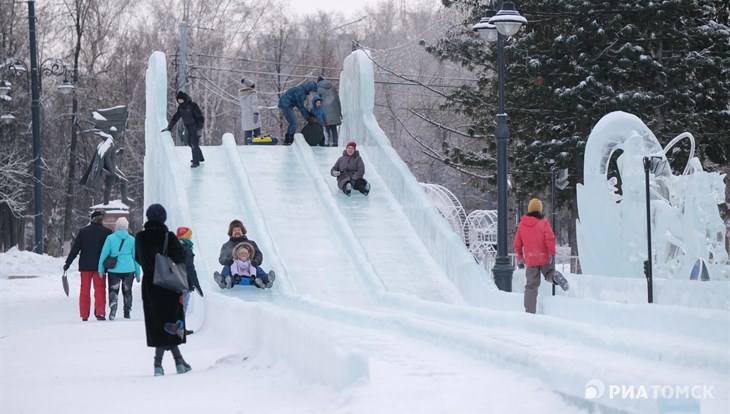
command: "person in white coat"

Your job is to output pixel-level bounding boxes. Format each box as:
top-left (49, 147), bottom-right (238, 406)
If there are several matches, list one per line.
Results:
top-left (238, 79), bottom-right (261, 143)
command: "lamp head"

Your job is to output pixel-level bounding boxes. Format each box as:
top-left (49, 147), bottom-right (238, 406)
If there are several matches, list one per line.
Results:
top-left (489, 1), bottom-right (527, 37)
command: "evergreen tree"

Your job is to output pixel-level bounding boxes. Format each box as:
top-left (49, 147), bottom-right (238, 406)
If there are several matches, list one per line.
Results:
top-left (425, 0), bottom-right (729, 206)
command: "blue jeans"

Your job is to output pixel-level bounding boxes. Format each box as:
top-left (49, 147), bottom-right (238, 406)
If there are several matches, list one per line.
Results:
top-left (279, 106), bottom-right (299, 135)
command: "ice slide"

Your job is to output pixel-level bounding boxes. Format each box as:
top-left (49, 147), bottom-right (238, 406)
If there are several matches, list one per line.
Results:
top-left (144, 51), bottom-right (728, 412)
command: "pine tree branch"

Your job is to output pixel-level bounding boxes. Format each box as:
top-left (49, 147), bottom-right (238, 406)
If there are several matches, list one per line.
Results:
top-left (408, 109), bottom-right (487, 139)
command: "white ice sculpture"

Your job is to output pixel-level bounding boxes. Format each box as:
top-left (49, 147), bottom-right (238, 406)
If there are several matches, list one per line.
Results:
top-left (577, 111), bottom-right (728, 280)
top-left (463, 210), bottom-right (498, 270)
top-left (420, 183), bottom-right (468, 243)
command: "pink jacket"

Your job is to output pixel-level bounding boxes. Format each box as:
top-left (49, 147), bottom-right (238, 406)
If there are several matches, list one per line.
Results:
top-left (513, 214), bottom-right (556, 267)
top-left (230, 258), bottom-right (256, 277)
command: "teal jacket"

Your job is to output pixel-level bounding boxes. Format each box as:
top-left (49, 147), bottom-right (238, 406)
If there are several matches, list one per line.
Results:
top-left (98, 230), bottom-right (141, 275)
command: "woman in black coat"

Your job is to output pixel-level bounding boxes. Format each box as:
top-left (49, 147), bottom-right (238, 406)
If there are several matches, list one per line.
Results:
top-left (134, 203), bottom-right (190, 376)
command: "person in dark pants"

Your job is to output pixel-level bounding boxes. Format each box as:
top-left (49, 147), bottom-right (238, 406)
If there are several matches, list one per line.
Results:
top-left (277, 80), bottom-right (318, 145)
top-left (330, 141), bottom-right (370, 197)
top-left (176, 226), bottom-right (203, 335)
top-left (98, 217), bottom-right (141, 320)
top-left (162, 91), bottom-right (205, 167)
top-left (135, 204), bottom-right (190, 376)
top-left (213, 219), bottom-right (275, 289)
top-left (64, 210), bottom-right (112, 321)
top-left (317, 76), bottom-right (342, 147)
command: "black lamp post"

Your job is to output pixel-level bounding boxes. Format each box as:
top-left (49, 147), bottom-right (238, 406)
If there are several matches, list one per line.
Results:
top-left (473, 1), bottom-right (526, 291)
top-left (0, 1), bottom-right (74, 253)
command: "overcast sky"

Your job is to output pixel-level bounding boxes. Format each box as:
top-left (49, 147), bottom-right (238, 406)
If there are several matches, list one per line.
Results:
top-left (287, 0), bottom-right (382, 17)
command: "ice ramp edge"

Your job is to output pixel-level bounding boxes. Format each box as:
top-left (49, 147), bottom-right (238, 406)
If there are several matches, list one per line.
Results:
top-left (205, 294), bottom-right (369, 390)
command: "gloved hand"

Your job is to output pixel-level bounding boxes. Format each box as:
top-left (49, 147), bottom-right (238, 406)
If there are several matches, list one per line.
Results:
top-left (517, 261), bottom-right (525, 269)
top-left (331, 169), bottom-right (341, 177)
top-left (253, 113), bottom-right (259, 124)
top-left (309, 115), bottom-right (317, 123)
top-left (135, 274), bottom-right (141, 283)
top-left (195, 129), bottom-right (202, 138)
top-left (63, 263), bottom-right (70, 271)
top-left (550, 256), bottom-right (555, 266)
top-left (161, 127), bottom-right (170, 132)
top-left (324, 120), bottom-right (329, 127)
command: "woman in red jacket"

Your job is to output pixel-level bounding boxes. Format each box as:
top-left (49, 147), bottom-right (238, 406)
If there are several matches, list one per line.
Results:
top-left (514, 198), bottom-right (569, 313)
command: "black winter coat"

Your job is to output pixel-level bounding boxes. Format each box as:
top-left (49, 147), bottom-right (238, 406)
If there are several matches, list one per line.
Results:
top-left (218, 235), bottom-right (263, 268)
top-left (180, 239), bottom-right (202, 294)
top-left (65, 222), bottom-right (112, 271)
top-left (167, 91), bottom-right (204, 131)
top-left (135, 221), bottom-right (187, 348)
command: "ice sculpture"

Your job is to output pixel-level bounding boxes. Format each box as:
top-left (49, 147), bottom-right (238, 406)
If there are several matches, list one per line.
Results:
top-left (577, 111), bottom-right (728, 280)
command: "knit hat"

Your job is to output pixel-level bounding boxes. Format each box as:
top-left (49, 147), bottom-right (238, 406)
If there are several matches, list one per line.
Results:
top-left (115, 217), bottom-right (129, 230)
top-left (176, 226), bottom-right (193, 239)
top-left (90, 210), bottom-right (105, 223)
top-left (527, 198), bottom-right (543, 214)
top-left (228, 219), bottom-right (247, 237)
top-left (146, 203), bottom-right (167, 223)
top-left (346, 141), bottom-right (356, 149)
top-left (241, 78), bottom-right (255, 88)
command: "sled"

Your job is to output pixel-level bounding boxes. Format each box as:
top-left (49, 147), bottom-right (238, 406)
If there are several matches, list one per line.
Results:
top-left (301, 122), bottom-right (324, 146)
top-left (62, 271), bottom-right (69, 297)
top-left (245, 135), bottom-right (279, 145)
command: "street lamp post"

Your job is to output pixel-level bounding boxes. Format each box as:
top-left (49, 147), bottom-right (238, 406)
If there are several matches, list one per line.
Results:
top-left (473, 1), bottom-right (526, 292)
top-left (0, 1), bottom-right (74, 253)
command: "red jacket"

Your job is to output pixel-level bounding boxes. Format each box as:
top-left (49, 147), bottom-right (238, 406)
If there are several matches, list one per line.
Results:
top-left (514, 214), bottom-right (556, 267)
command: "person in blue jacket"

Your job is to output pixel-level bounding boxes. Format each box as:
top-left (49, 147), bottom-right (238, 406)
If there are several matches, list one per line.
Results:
top-left (98, 217), bottom-right (141, 320)
top-left (277, 80), bottom-right (318, 145)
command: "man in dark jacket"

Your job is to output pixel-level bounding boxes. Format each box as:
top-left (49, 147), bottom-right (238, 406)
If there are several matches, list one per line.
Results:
top-left (277, 80), bottom-right (318, 145)
top-left (135, 203), bottom-right (190, 376)
top-left (162, 91), bottom-right (205, 167)
top-left (214, 219), bottom-right (274, 288)
top-left (64, 210), bottom-right (113, 321)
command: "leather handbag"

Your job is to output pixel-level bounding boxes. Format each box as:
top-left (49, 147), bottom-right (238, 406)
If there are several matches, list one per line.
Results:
top-left (102, 238), bottom-right (125, 271)
top-left (153, 233), bottom-right (188, 293)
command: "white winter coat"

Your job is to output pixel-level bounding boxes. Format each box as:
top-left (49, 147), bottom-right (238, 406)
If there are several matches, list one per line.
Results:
top-left (239, 88), bottom-right (261, 132)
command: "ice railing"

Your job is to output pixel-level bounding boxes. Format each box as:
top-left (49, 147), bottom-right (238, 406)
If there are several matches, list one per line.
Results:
top-left (339, 49), bottom-right (498, 302)
top-left (143, 51), bottom-right (195, 237)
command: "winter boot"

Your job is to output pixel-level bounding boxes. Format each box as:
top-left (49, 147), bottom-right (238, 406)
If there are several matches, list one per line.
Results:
top-left (124, 310), bottom-right (130, 319)
top-left (154, 365), bottom-right (164, 376)
top-left (283, 134), bottom-right (294, 146)
top-left (185, 329), bottom-right (194, 335)
top-left (213, 271), bottom-right (227, 289)
top-left (95, 315), bottom-right (106, 321)
top-left (552, 271), bottom-right (570, 291)
top-left (175, 360), bottom-right (192, 374)
top-left (344, 182), bottom-right (352, 197)
top-left (109, 304), bottom-right (117, 321)
top-left (361, 182), bottom-right (371, 196)
top-left (253, 277), bottom-right (266, 289)
top-left (265, 270), bottom-right (276, 288)
top-left (225, 275), bottom-right (233, 289)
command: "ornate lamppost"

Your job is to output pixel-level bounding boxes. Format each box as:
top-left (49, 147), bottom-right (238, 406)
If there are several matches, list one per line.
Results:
top-left (473, 1), bottom-right (526, 291)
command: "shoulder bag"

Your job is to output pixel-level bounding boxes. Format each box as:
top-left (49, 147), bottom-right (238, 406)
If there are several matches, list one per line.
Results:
top-left (153, 232), bottom-right (189, 293)
top-left (102, 237), bottom-right (125, 271)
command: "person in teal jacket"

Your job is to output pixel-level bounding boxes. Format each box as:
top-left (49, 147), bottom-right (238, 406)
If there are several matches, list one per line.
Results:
top-left (98, 217), bottom-right (141, 320)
